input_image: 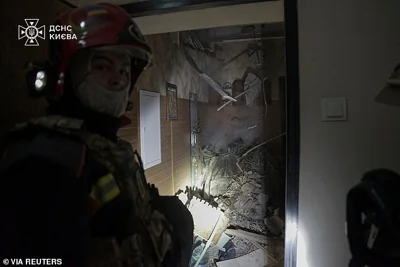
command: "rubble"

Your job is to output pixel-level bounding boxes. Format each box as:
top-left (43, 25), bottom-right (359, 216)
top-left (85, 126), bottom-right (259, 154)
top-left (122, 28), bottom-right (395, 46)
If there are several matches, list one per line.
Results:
top-left (258, 193), bottom-right (269, 205)
top-left (197, 141), bottom-right (283, 235)
top-left (188, 140), bottom-right (285, 266)
top-left (225, 229), bottom-right (271, 244)
top-left (225, 210), bottom-right (266, 234)
top-left (192, 229), bottom-right (284, 267)
top-left (230, 237), bottom-right (257, 257)
top-left (215, 248), bottom-right (275, 267)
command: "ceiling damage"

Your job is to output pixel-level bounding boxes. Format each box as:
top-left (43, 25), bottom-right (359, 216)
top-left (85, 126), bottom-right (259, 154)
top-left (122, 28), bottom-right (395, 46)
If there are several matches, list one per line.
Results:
top-left (181, 22), bottom-right (284, 108)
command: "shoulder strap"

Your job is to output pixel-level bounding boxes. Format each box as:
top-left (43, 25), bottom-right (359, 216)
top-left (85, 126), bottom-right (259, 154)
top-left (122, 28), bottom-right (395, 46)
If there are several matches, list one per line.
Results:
top-left (9, 115), bottom-right (84, 133)
top-left (1, 116), bottom-right (87, 177)
top-left (0, 130), bottom-right (87, 179)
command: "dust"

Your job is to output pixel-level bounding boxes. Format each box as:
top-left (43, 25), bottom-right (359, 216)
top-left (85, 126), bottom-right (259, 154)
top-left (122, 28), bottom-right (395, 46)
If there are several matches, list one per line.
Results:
top-left (199, 105), bottom-right (264, 151)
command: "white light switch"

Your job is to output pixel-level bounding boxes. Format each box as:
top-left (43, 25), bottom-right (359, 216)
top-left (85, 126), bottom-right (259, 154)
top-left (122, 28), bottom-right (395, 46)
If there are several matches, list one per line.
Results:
top-left (321, 97), bottom-right (347, 121)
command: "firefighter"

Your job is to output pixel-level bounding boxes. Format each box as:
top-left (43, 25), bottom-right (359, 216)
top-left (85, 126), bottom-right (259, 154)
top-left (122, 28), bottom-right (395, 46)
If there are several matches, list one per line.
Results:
top-left (346, 64), bottom-right (400, 267)
top-left (0, 3), bottom-right (193, 267)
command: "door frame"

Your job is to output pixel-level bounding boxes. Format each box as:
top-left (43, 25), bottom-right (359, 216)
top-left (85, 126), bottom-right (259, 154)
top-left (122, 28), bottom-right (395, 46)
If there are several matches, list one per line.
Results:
top-left (282, 1), bottom-right (300, 267)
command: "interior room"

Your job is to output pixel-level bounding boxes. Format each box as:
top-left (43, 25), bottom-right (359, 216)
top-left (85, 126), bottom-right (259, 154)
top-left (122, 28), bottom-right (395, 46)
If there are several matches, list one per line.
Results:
top-left (3, 0), bottom-right (400, 267)
top-left (0, 1), bottom-right (288, 266)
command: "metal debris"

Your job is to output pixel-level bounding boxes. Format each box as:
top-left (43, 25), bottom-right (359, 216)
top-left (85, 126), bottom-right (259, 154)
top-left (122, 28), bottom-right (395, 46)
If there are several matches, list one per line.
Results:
top-left (236, 132), bottom-right (286, 170)
top-left (217, 76), bottom-right (268, 112)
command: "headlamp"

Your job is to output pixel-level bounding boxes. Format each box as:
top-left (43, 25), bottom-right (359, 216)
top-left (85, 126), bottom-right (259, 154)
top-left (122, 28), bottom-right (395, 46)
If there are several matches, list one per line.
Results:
top-left (26, 61), bottom-right (56, 98)
top-left (34, 71), bottom-right (47, 91)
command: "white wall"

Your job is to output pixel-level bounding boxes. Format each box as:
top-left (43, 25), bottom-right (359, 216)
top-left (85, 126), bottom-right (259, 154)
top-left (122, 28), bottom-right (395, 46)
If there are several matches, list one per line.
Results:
top-left (297, 0), bottom-right (400, 266)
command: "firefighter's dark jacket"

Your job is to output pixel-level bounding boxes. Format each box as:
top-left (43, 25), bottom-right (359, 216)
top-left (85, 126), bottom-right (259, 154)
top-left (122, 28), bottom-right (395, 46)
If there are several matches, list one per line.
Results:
top-left (0, 96), bottom-right (194, 267)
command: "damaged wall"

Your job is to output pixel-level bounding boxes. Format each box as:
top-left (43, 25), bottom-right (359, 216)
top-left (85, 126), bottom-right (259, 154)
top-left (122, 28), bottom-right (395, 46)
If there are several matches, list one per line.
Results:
top-left (199, 104), bottom-right (265, 150)
top-left (121, 32), bottom-right (287, 196)
top-left (185, 35), bottom-right (286, 246)
top-left (190, 38), bottom-right (287, 209)
top-left (194, 38), bottom-right (286, 153)
top-left (136, 33), bottom-right (209, 102)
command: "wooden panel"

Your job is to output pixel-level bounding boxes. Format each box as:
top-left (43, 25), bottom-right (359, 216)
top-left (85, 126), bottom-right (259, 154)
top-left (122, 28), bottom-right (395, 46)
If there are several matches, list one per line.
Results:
top-left (118, 127), bottom-right (137, 144)
top-left (120, 96), bottom-right (192, 195)
top-left (145, 162), bottom-right (172, 184)
top-left (172, 98), bottom-right (191, 193)
top-left (174, 158), bottom-right (191, 191)
top-left (119, 90), bottom-right (140, 151)
top-left (155, 175), bottom-right (174, 196)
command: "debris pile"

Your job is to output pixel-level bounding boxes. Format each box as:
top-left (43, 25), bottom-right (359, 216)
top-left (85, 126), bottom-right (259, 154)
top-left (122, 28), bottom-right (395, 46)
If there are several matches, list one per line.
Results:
top-left (185, 139), bottom-right (285, 266)
top-left (198, 140), bottom-right (283, 236)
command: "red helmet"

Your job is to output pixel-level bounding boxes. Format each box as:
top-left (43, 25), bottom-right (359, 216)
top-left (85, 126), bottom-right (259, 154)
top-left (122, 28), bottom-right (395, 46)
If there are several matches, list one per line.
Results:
top-left (47, 3), bottom-right (151, 98)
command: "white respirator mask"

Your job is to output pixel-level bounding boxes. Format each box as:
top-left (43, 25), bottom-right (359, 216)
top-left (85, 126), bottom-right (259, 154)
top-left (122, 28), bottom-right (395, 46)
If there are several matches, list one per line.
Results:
top-left (74, 75), bottom-right (130, 117)
top-left (70, 48), bottom-right (131, 118)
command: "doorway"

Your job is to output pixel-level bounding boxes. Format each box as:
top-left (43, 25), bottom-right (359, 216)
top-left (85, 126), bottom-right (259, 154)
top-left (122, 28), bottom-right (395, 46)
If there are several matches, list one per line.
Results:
top-left (123, 1), bottom-right (300, 267)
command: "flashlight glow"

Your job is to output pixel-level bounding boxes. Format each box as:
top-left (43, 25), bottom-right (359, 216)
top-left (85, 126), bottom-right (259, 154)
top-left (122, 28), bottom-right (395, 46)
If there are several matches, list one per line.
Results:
top-left (36, 71), bottom-right (45, 80)
top-left (35, 79), bottom-right (44, 90)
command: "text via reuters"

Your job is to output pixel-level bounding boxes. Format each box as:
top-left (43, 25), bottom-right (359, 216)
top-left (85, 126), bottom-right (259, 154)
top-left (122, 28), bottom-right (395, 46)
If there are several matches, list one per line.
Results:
top-left (2, 258), bottom-right (62, 266)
